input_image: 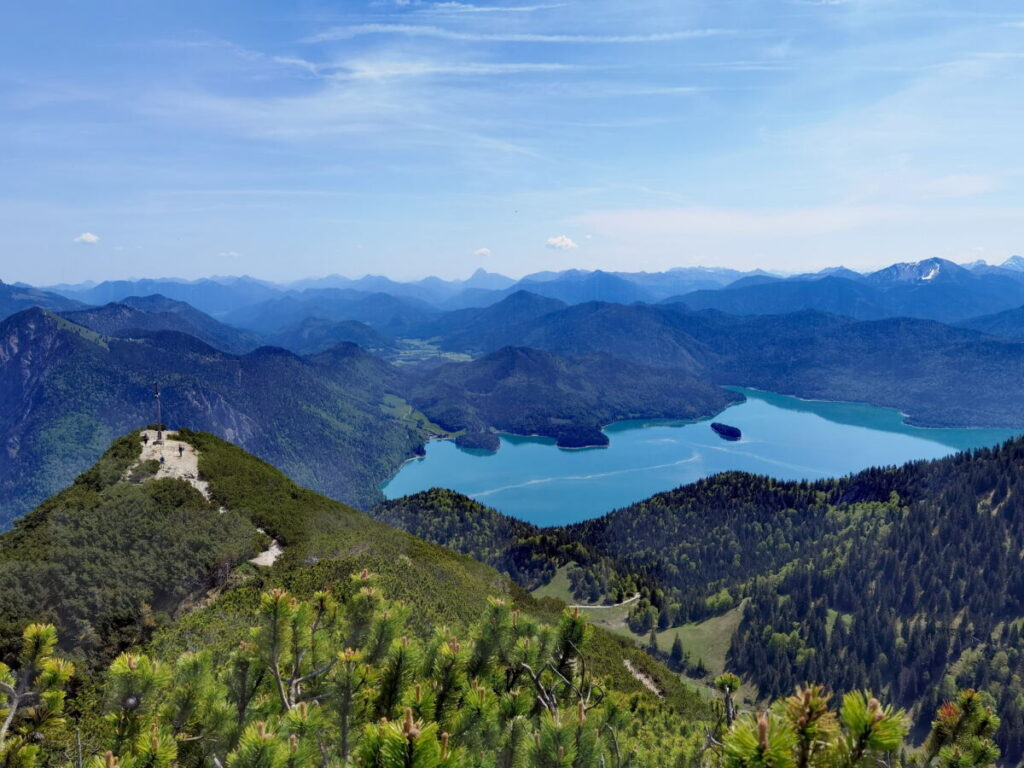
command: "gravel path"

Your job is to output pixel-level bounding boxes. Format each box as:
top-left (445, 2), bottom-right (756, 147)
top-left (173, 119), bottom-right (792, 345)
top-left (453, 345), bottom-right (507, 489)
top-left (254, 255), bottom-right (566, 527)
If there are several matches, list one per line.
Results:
top-left (623, 660), bottom-right (663, 698)
top-left (135, 430), bottom-right (283, 567)
top-left (569, 593), bottom-right (640, 610)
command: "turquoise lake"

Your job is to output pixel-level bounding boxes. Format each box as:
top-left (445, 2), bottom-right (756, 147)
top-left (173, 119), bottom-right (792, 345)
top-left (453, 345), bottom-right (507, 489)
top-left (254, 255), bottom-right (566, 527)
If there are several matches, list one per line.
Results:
top-left (381, 388), bottom-right (1021, 526)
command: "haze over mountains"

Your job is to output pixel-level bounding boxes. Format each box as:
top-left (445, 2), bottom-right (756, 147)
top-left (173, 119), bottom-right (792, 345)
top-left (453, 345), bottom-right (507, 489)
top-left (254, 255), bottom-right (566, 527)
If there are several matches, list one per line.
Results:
top-left (32, 255), bottom-right (1024, 323)
top-left (2, 254), bottom-right (1024, 526)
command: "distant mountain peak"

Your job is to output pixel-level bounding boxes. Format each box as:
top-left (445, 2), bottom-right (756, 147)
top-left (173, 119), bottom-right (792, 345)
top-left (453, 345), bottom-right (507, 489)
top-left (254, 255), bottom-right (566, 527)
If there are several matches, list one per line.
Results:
top-left (462, 268), bottom-right (515, 290)
top-left (868, 257), bottom-right (966, 284)
top-left (1002, 255), bottom-right (1024, 272)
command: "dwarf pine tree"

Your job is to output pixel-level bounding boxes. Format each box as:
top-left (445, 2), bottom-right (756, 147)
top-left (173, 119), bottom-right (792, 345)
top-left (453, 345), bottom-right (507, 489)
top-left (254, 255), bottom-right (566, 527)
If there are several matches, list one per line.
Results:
top-left (0, 623), bottom-right (75, 768)
top-left (918, 688), bottom-right (1001, 768)
top-left (718, 684), bottom-right (908, 768)
top-left (82, 572), bottom-right (677, 767)
top-left (5, 571), bottom-right (1011, 768)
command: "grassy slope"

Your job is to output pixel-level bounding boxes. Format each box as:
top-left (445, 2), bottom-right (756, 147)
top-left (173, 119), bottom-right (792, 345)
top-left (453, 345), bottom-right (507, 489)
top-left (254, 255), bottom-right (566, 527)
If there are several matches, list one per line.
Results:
top-left (654, 604), bottom-right (745, 675)
top-left (531, 564), bottom-right (575, 601)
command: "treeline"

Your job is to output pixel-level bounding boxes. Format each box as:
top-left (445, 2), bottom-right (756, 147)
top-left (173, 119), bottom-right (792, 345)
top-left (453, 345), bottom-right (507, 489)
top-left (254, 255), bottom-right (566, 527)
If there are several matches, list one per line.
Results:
top-left (727, 439), bottom-right (1024, 761)
top-left (372, 438), bottom-right (1024, 759)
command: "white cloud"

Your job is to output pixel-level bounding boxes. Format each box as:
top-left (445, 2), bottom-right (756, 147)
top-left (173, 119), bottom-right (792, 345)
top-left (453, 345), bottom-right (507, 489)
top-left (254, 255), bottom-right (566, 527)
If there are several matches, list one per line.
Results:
top-left (307, 24), bottom-right (733, 44)
top-left (473, 247), bottom-right (492, 257)
top-left (545, 234), bottom-right (578, 250)
top-left (73, 232), bottom-right (100, 244)
top-left (340, 60), bottom-right (583, 79)
top-left (219, 250), bottom-right (241, 258)
top-left (271, 56), bottom-right (321, 76)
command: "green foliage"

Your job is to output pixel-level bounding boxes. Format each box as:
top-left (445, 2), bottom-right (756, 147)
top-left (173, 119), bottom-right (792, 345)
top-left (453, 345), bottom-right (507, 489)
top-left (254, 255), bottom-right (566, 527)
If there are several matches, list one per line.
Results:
top-left (0, 434), bottom-right (262, 665)
top-left (374, 489), bottom-right (557, 590)
top-left (0, 623), bottom-right (74, 768)
top-left (127, 460), bottom-right (160, 484)
top-left (74, 433), bottom-right (145, 493)
top-left (720, 685), bottom-right (908, 768)
top-left (922, 689), bottom-right (1001, 768)
top-left (84, 580), bottom-right (694, 768)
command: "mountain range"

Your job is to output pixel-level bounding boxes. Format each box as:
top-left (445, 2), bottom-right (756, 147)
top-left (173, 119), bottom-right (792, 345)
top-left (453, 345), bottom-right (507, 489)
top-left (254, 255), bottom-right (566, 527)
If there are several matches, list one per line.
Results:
top-left (5, 264), bottom-right (1024, 524)
top-left (0, 308), bottom-right (426, 524)
top-left (38, 256), bottom-right (1024, 324)
top-left (670, 258), bottom-right (1024, 323)
top-left (428, 295), bottom-right (1024, 428)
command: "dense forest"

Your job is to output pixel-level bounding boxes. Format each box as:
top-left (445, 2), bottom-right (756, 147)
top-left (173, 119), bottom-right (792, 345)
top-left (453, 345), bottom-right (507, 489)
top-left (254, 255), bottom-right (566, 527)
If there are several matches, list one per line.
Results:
top-left (370, 437), bottom-right (1024, 760)
top-left (405, 346), bottom-right (738, 449)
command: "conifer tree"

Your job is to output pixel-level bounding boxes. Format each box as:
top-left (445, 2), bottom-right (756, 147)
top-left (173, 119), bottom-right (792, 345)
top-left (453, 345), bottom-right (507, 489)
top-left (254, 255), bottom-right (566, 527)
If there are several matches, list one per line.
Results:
top-left (0, 624), bottom-right (74, 768)
top-left (79, 576), bottom-right (661, 768)
top-left (920, 689), bottom-right (1000, 768)
top-left (670, 635), bottom-right (685, 671)
top-left (721, 685), bottom-right (907, 768)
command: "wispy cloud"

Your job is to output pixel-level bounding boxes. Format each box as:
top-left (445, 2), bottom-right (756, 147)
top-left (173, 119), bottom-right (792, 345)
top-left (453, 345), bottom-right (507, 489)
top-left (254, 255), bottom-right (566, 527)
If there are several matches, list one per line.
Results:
top-left (339, 60), bottom-right (587, 79)
top-left (306, 24), bottom-right (734, 44)
top-left (271, 56), bottom-right (322, 76)
top-left (473, 247), bottom-right (492, 256)
top-left (428, 2), bottom-right (567, 12)
top-left (73, 232), bottom-right (100, 244)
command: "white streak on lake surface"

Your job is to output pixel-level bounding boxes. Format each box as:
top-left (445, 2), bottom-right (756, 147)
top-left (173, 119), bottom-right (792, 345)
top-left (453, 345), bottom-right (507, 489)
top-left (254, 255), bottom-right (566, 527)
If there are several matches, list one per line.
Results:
top-left (471, 453), bottom-right (702, 498)
top-left (381, 388), bottom-right (1021, 526)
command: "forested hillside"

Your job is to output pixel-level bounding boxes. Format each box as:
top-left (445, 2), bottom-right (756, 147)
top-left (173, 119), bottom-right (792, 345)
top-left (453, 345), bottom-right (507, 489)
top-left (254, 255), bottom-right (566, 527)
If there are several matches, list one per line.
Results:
top-left (0, 430), bottom-right (711, 767)
top-left (62, 295), bottom-right (263, 354)
top-left (0, 308), bottom-right (429, 524)
top-left (0, 434), bottom-right (999, 768)
top-left (371, 437), bottom-right (1024, 760)
top-left (407, 346), bottom-right (739, 449)
top-left (0, 279), bottom-right (85, 318)
top-left (431, 298), bottom-right (1024, 428)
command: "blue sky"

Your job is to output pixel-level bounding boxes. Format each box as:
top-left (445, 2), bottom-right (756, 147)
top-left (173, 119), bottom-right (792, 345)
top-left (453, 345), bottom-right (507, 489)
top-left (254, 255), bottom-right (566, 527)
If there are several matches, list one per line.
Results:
top-left (2, 0), bottom-right (1023, 283)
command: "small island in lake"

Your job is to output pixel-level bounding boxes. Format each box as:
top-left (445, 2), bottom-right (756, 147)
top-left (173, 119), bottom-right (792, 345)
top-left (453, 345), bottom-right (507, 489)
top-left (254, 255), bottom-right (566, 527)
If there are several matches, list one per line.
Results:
top-left (711, 422), bottom-right (742, 441)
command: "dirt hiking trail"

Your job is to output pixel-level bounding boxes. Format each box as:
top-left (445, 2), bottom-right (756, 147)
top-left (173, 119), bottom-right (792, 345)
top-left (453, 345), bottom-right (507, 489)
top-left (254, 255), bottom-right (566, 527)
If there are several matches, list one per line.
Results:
top-left (135, 430), bottom-right (282, 567)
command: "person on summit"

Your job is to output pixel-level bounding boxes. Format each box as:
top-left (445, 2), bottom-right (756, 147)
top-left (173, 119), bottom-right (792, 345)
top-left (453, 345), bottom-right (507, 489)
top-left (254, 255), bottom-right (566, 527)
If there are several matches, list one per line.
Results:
top-left (178, 445), bottom-right (184, 458)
